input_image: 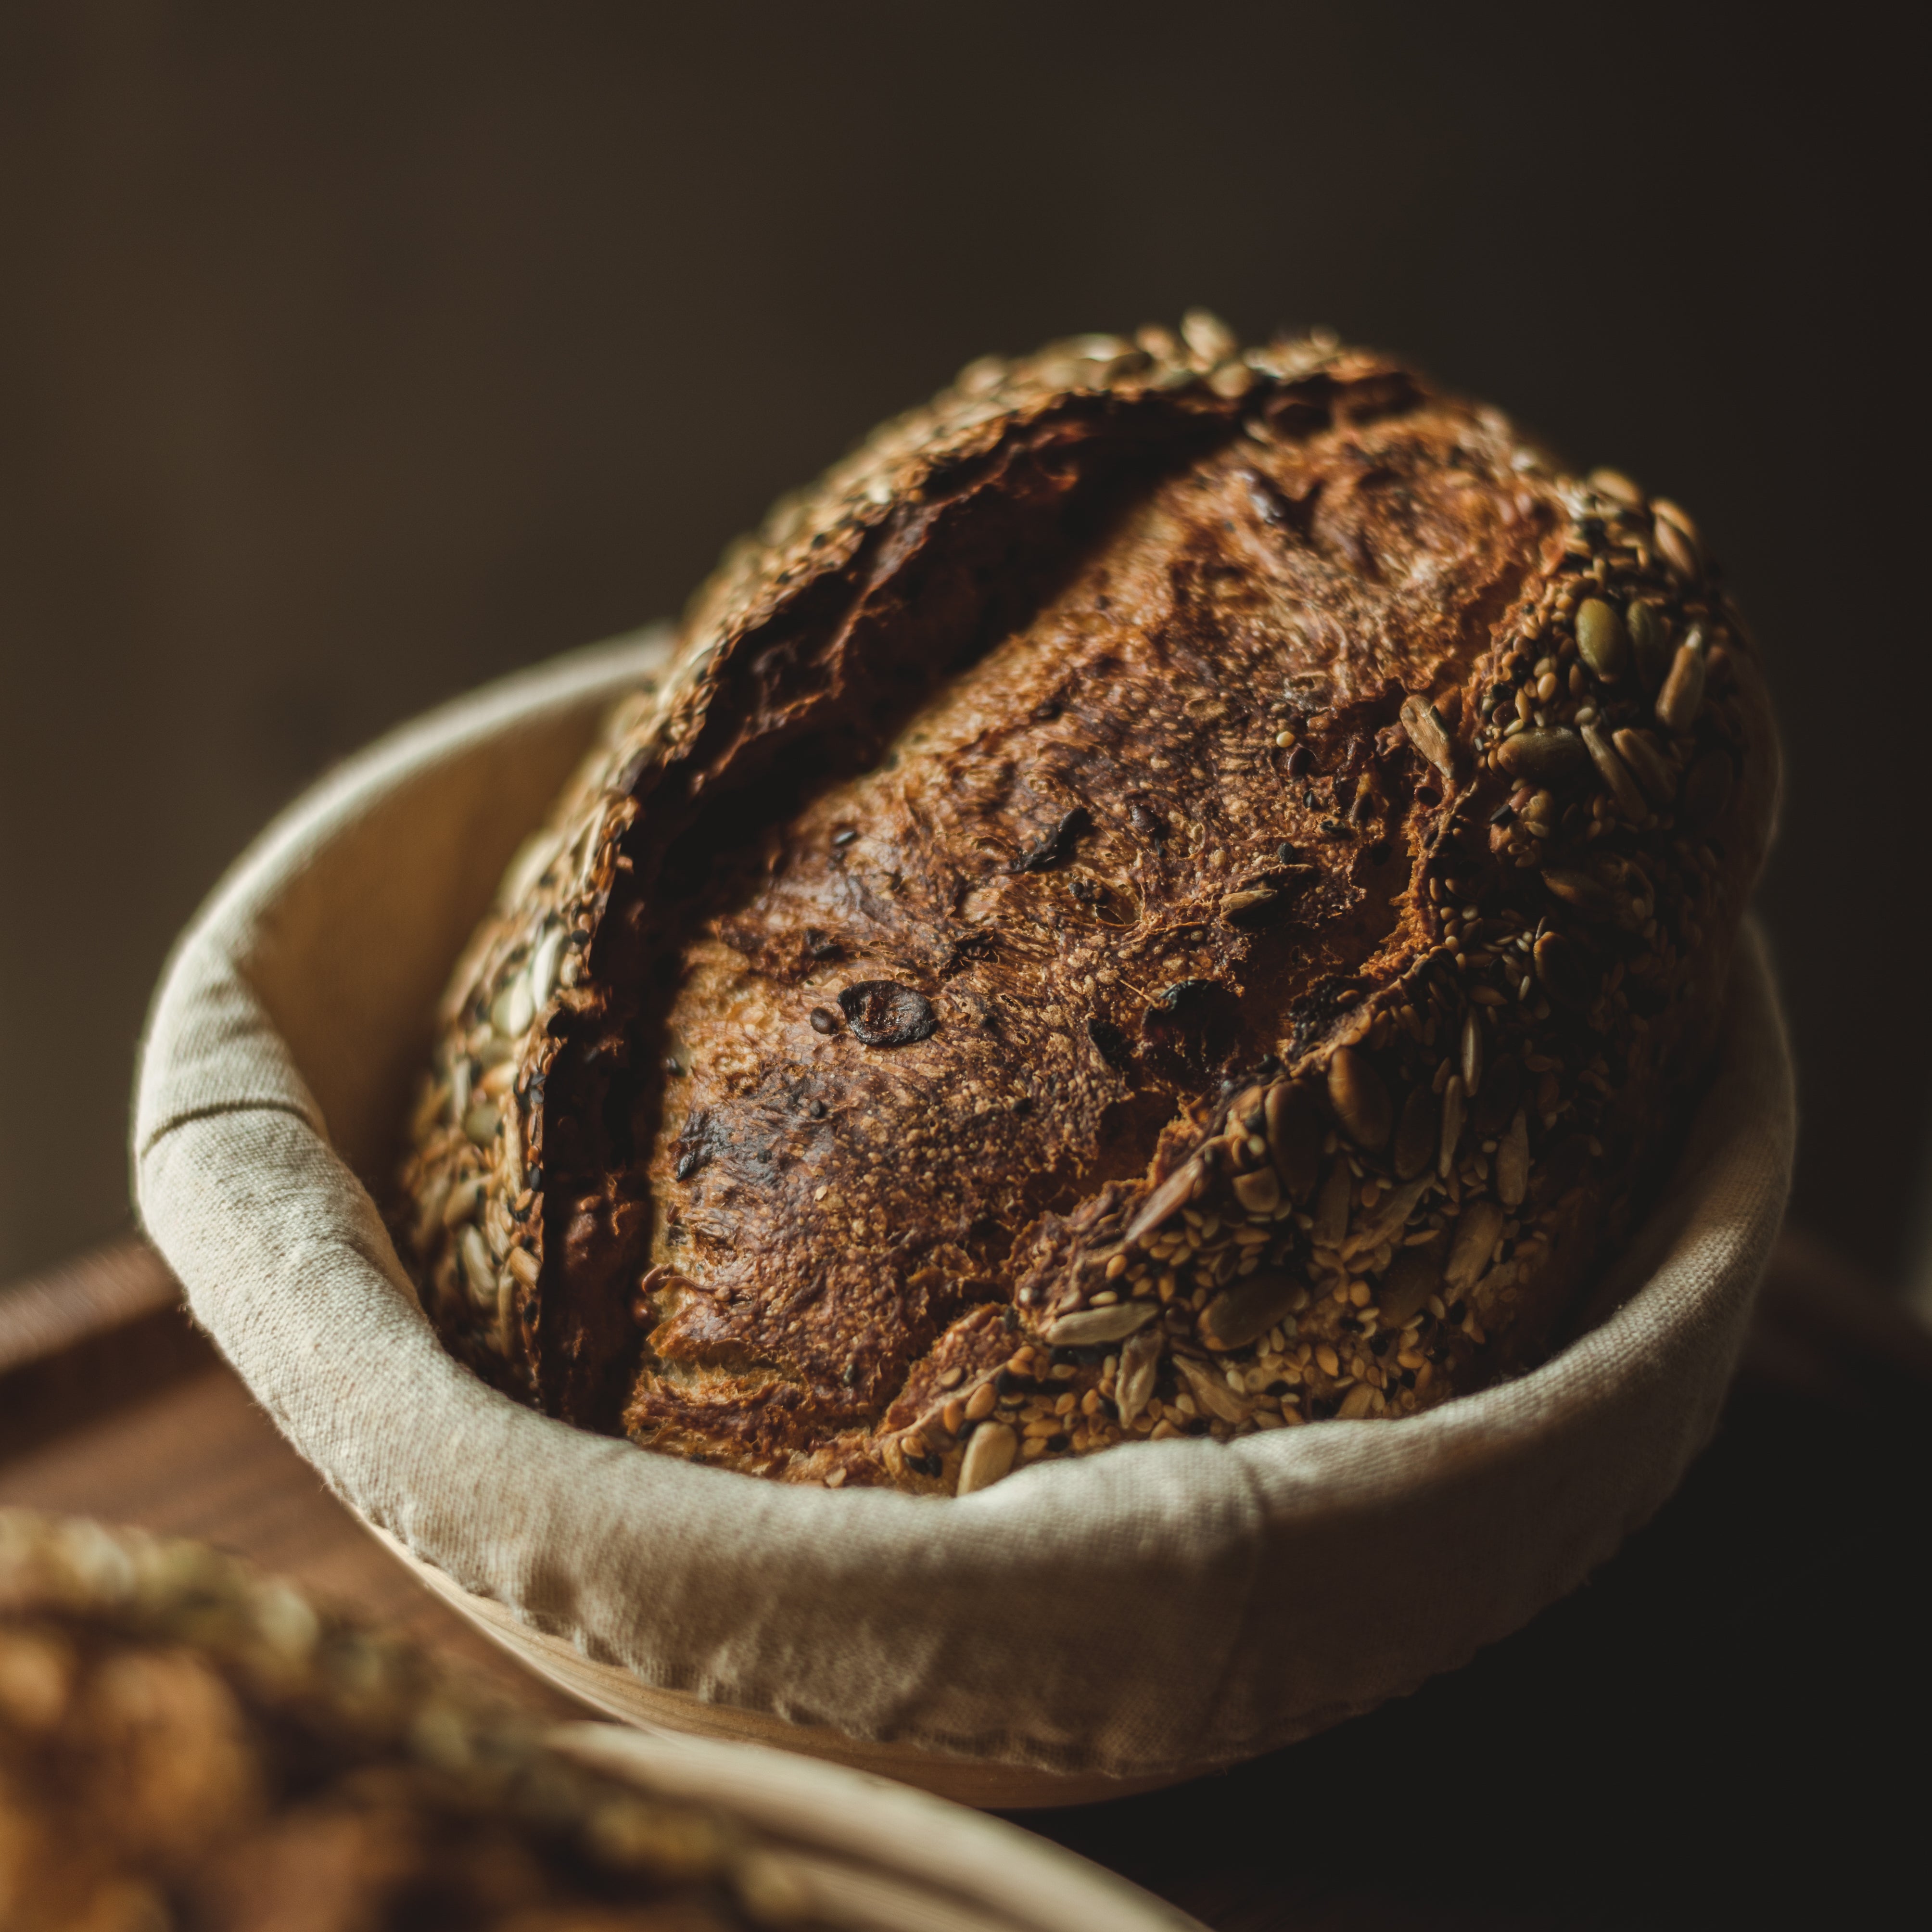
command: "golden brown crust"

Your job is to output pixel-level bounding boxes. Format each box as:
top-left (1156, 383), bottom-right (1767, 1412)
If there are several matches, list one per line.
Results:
top-left (394, 319), bottom-right (1778, 1495)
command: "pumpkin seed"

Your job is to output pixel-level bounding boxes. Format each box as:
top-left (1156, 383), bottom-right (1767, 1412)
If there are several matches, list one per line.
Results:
top-left (1200, 1269), bottom-right (1301, 1351)
top-left (1626, 598), bottom-right (1670, 692)
top-left (1496, 727), bottom-right (1592, 788)
top-left (1575, 599), bottom-right (1628, 680)
top-left (1399, 694), bottom-right (1457, 779)
top-left (1115, 1328), bottom-right (1164, 1428)
top-left (1328, 1046), bottom-right (1392, 1149)
top-left (1264, 1081), bottom-right (1322, 1202)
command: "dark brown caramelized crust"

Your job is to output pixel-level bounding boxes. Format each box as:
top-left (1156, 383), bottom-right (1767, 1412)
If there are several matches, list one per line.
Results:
top-left (394, 317), bottom-right (1778, 1494)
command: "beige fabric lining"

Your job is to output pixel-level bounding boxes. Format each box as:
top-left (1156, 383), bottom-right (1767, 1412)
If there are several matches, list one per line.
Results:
top-left (135, 631), bottom-right (1794, 1780)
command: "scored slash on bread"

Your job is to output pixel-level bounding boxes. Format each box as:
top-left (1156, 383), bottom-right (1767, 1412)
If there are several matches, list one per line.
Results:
top-left (394, 315), bottom-right (1777, 1495)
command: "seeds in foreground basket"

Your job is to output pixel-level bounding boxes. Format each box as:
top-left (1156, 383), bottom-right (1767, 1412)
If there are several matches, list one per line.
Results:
top-left (394, 317), bottom-right (1777, 1495)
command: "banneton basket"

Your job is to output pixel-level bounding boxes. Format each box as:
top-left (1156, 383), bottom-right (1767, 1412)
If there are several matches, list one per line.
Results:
top-left (135, 631), bottom-right (1795, 1808)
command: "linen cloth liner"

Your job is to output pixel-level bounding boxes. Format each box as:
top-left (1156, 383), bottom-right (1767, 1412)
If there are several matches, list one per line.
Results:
top-left (135, 631), bottom-right (1796, 1780)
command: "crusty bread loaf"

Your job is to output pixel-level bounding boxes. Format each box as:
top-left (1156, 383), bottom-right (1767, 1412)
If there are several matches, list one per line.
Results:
top-left (0, 1512), bottom-right (792, 1928)
top-left (394, 318), bottom-right (1778, 1495)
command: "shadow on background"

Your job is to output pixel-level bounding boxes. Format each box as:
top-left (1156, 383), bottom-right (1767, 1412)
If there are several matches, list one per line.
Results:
top-left (0, 3), bottom-right (1919, 1282)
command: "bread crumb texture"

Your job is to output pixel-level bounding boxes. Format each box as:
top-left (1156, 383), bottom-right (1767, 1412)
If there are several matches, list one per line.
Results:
top-left (394, 318), bottom-right (1778, 1496)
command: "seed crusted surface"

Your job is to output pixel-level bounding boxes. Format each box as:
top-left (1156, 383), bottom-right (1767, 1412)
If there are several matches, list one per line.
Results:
top-left (394, 321), bottom-right (1777, 1495)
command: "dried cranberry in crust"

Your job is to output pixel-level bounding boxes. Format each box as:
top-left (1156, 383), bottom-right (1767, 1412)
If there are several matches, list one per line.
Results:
top-left (837, 980), bottom-right (939, 1047)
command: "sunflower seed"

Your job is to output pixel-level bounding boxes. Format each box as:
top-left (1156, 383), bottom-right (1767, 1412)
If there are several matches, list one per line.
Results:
top-left (1439, 1074), bottom-right (1466, 1178)
top-left (1045, 1301), bottom-right (1158, 1347)
top-left (1393, 1084), bottom-right (1436, 1180)
top-left (1587, 467), bottom-right (1643, 508)
top-left (491, 977), bottom-right (534, 1040)
top-left (1574, 599), bottom-right (1629, 681)
top-left (1126, 1157), bottom-right (1204, 1246)
top-left (1177, 1354), bottom-right (1249, 1424)
top-left (1399, 694), bottom-right (1458, 779)
top-left (1612, 726), bottom-right (1678, 805)
top-left (1541, 868), bottom-right (1616, 920)
top-left (1653, 512), bottom-right (1700, 581)
top-left (1652, 496), bottom-right (1702, 546)
top-left (459, 1226), bottom-right (497, 1309)
top-left (1220, 886), bottom-right (1281, 926)
top-left (1497, 1110), bottom-right (1530, 1207)
top-left (957, 1423), bottom-right (1018, 1495)
top-left (1446, 1201), bottom-right (1504, 1294)
top-left (1496, 727), bottom-right (1593, 787)
top-left (1200, 1269), bottom-right (1302, 1351)
top-left (1656, 628), bottom-right (1707, 732)
top-left (1581, 724), bottom-right (1648, 820)
top-left (1264, 1081), bottom-right (1322, 1202)
top-left (1355, 1174), bottom-right (1433, 1252)
top-left (1328, 1046), bottom-right (1392, 1149)
top-left (1115, 1328), bottom-right (1164, 1428)
top-left (441, 1176), bottom-right (485, 1229)
top-left (1313, 1157), bottom-right (1352, 1247)
top-left (1461, 1011), bottom-right (1483, 1095)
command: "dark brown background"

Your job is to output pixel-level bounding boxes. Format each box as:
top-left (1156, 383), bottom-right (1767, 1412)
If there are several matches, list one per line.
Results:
top-left (0, 3), bottom-right (1919, 1287)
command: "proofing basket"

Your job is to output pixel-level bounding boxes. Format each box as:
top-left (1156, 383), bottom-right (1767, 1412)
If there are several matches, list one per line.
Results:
top-left (135, 631), bottom-right (1795, 1807)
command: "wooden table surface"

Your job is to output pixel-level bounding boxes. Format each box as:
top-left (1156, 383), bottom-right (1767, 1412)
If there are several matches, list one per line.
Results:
top-left (4, 1232), bottom-right (1927, 1930)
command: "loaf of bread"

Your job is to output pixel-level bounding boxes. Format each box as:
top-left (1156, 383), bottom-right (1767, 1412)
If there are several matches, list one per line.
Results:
top-left (394, 317), bottom-right (1777, 1495)
top-left (0, 1512), bottom-right (798, 1929)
